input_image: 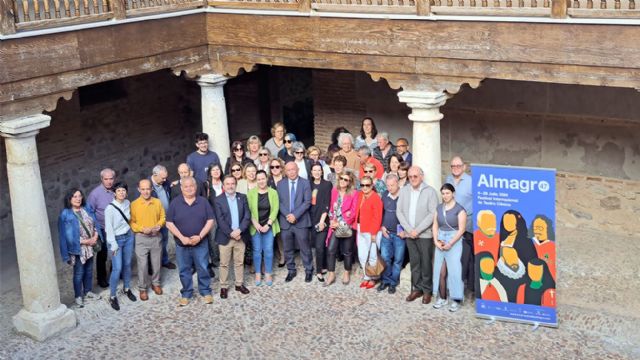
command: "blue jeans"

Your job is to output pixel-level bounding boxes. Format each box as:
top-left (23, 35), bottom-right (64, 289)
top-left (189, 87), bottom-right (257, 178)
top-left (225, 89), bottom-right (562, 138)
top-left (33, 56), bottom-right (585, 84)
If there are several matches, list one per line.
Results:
top-left (109, 230), bottom-right (134, 297)
top-left (252, 229), bottom-right (275, 275)
top-left (433, 234), bottom-right (464, 301)
top-left (175, 239), bottom-right (211, 298)
top-left (160, 226), bottom-right (170, 266)
top-left (380, 233), bottom-right (406, 286)
top-left (73, 255), bottom-right (94, 298)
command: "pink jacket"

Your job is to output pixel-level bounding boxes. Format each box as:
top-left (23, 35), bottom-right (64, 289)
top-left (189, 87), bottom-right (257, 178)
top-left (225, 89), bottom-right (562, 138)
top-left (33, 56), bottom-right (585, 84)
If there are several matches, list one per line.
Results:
top-left (326, 188), bottom-right (358, 245)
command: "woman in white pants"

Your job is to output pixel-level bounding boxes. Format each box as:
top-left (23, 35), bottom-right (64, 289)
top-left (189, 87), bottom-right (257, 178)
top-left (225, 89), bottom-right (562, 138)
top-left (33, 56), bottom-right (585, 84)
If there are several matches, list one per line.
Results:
top-left (353, 176), bottom-right (384, 289)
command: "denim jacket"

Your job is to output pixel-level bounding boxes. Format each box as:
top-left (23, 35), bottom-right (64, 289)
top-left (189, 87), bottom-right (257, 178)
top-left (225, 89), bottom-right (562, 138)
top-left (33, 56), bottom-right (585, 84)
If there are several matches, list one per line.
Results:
top-left (58, 206), bottom-right (102, 263)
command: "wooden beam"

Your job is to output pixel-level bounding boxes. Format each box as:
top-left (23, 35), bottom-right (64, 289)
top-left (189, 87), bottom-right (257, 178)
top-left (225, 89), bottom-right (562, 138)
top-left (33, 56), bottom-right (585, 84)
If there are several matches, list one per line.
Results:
top-left (551, 0), bottom-right (569, 18)
top-left (0, 0), bottom-right (17, 35)
top-left (416, 0), bottom-right (430, 16)
top-left (208, 1), bottom-right (300, 10)
top-left (110, 0), bottom-right (127, 20)
top-left (15, 13), bottom-right (114, 31)
top-left (312, 4), bottom-right (416, 14)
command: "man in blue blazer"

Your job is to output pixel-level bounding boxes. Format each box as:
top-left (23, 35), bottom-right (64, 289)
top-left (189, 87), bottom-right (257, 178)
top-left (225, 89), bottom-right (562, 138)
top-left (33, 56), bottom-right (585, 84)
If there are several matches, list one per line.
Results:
top-left (214, 175), bottom-right (251, 299)
top-left (277, 161), bottom-right (314, 283)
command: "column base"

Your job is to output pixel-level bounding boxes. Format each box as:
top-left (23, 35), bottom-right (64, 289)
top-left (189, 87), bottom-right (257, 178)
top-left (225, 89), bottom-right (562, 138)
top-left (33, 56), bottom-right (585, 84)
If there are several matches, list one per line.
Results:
top-left (13, 304), bottom-right (76, 341)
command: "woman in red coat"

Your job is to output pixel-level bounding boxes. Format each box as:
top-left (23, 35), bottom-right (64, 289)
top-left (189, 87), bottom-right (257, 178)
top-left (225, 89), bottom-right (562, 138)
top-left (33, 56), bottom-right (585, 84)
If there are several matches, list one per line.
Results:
top-left (354, 175), bottom-right (384, 289)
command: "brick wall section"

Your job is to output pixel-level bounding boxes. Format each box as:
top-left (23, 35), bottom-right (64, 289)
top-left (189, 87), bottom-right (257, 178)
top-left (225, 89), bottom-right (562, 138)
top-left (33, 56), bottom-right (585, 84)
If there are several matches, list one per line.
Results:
top-left (0, 70), bottom-right (201, 252)
top-left (312, 70), bottom-right (366, 152)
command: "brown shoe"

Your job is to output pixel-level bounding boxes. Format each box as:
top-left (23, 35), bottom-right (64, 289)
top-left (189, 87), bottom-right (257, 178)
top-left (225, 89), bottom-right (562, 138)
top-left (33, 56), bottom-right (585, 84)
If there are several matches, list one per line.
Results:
top-left (405, 290), bottom-right (423, 302)
top-left (139, 290), bottom-right (148, 301)
top-left (422, 294), bottom-right (432, 304)
top-left (152, 285), bottom-right (163, 295)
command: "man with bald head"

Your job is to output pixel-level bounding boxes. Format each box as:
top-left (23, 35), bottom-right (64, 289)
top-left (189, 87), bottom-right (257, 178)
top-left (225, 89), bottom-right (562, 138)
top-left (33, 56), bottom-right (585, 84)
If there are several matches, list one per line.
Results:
top-left (276, 161), bottom-right (314, 282)
top-left (130, 179), bottom-right (166, 301)
top-left (170, 163), bottom-right (206, 199)
top-left (445, 156), bottom-right (474, 297)
top-left (166, 176), bottom-right (215, 306)
top-left (397, 166), bottom-right (438, 304)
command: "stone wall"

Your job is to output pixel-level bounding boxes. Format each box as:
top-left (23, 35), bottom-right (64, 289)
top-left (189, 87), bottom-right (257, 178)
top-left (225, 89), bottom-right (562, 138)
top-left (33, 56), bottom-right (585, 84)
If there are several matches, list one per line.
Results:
top-left (0, 70), bottom-right (201, 292)
top-left (312, 70), bottom-right (640, 182)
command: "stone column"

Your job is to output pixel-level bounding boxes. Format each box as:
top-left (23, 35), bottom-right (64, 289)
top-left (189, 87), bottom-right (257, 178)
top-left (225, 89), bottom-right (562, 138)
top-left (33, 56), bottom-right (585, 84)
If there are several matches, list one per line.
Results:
top-left (197, 74), bottom-right (231, 162)
top-left (0, 114), bottom-right (76, 341)
top-left (398, 90), bottom-right (448, 192)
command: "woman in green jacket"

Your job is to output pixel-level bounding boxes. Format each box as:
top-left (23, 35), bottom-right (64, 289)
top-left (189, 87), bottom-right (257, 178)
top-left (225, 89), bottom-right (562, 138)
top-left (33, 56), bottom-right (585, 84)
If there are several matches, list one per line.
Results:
top-left (247, 170), bottom-right (280, 286)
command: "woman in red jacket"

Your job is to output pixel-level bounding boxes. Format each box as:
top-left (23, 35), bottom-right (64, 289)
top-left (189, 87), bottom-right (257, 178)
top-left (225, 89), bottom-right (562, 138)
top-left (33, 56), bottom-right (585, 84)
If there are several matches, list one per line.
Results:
top-left (354, 175), bottom-right (383, 289)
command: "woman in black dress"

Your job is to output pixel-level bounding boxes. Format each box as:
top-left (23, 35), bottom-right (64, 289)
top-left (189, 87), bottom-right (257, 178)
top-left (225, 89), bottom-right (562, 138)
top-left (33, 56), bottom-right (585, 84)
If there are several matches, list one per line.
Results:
top-left (309, 162), bottom-right (332, 282)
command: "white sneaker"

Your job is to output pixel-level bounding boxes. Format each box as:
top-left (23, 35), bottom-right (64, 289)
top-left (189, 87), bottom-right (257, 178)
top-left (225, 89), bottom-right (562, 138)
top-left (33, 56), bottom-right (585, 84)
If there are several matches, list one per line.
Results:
top-left (449, 300), bottom-right (461, 312)
top-left (75, 297), bottom-right (84, 308)
top-left (433, 297), bottom-right (448, 309)
top-left (84, 292), bottom-right (101, 301)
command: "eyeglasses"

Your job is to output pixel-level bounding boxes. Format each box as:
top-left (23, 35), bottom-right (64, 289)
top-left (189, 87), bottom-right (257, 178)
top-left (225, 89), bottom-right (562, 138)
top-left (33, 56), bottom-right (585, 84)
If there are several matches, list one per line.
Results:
top-left (361, 183), bottom-right (372, 188)
top-left (339, 177), bottom-right (350, 182)
top-left (284, 140), bottom-right (293, 144)
top-left (450, 164), bottom-right (463, 168)
top-left (397, 144), bottom-right (408, 148)
top-left (270, 165), bottom-right (281, 169)
top-left (232, 168), bottom-right (242, 172)
top-left (233, 148), bottom-right (243, 152)
top-left (294, 151), bottom-right (304, 155)
top-left (259, 153), bottom-right (269, 157)
top-left (364, 170), bottom-right (374, 173)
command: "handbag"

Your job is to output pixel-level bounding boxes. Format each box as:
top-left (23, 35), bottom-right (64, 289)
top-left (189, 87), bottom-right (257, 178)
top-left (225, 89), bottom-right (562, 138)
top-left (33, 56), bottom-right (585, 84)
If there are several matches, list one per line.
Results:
top-left (364, 241), bottom-right (386, 279)
top-left (334, 223), bottom-right (353, 238)
top-left (73, 210), bottom-right (101, 253)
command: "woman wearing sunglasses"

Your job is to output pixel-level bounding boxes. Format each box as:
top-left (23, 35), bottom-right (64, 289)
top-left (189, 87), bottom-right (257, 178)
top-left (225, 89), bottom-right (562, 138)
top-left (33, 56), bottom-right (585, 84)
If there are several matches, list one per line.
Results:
top-left (325, 170), bottom-right (358, 286)
top-left (292, 142), bottom-right (313, 180)
top-left (224, 140), bottom-right (253, 175)
top-left (277, 133), bottom-right (297, 163)
top-left (255, 148), bottom-right (272, 175)
top-left (354, 176), bottom-right (383, 290)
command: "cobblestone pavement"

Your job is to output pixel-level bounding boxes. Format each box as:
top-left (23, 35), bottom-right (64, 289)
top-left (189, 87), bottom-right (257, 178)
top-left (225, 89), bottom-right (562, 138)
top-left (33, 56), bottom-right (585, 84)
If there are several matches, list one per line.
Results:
top-left (1, 230), bottom-right (638, 359)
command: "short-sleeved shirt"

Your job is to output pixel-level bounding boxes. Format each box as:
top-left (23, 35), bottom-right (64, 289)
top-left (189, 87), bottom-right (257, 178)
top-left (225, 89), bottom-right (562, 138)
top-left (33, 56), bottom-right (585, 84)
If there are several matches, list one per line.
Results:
top-left (436, 202), bottom-right (466, 231)
top-left (167, 195), bottom-right (214, 246)
top-left (186, 150), bottom-right (221, 184)
top-left (445, 172), bottom-right (473, 232)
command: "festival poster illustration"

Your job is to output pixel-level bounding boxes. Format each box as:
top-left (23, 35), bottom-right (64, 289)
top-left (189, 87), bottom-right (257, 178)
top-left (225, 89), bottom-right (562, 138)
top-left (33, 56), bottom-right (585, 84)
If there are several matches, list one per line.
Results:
top-left (471, 164), bottom-right (557, 327)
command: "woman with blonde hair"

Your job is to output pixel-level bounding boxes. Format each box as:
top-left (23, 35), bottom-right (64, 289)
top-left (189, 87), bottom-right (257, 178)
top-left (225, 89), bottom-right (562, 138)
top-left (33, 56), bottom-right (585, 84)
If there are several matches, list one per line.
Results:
top-left (246, 135), bottom-right (262, 162)
top-left (236, 162), bottom-right (258, 195)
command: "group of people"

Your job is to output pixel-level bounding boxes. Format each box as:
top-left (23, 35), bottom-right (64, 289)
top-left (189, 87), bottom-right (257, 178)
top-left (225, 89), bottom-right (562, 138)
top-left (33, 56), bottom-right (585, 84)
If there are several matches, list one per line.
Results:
top-left (58, 117), bottom-right (475, 313)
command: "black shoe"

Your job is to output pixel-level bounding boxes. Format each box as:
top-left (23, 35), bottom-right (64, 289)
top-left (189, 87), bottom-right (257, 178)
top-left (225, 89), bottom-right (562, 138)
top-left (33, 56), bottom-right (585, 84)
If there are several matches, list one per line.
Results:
top-left (377, 283), bottom-right (389, 292)
top-left (235, 285), bottom-right (250, 294)
top-left (98, 280), bottom-right (109, 288)
top-left (109, 297), bottom-right (120, 311)
top-left (305, 273), bottom-right (313, 283)
top-left (316, 274), bottom-right (325, 283)
top-left (278, 262), bottom-right (286, 268)
top-left (124, 289), bottom-right (137, 302)
top-left (388, 285), bottom-right (396, 294)
top-left (208, 264), bottom-right (216, 279)
top-left (285, 271), bottom-right (297, 282)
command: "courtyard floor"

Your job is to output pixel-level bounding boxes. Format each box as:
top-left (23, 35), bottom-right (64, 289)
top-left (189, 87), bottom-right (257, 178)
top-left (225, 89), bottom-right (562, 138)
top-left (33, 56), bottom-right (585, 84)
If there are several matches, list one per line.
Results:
top-left (0, 227), bottom-right (638, 359)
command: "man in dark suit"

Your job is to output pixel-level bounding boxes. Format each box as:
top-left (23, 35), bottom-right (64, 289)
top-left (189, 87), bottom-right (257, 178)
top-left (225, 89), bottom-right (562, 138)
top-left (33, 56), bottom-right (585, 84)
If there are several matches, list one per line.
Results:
top-left (277, 161), bottom-right (314, 283)
top-left (213, 175), bottom-right (251, 299)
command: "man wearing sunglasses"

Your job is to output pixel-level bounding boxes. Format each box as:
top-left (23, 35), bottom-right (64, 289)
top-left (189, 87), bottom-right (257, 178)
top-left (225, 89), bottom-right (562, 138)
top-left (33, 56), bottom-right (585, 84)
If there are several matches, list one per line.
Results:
top-left (357, 145), bottom-right (384, 180)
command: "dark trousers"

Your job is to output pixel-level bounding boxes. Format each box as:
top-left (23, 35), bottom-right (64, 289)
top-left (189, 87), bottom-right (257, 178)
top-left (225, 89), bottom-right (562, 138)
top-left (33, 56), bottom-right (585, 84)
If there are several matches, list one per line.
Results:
top-left (327, 233), bottom-right (353, 272)
top-left (407, 237), bottom-right (434, 293)
top-left (311, 229), bottom-right (328, 274)
top-left (460, 231), bottom-right (475, 292)
top-left (282, 227), bottom-right (313, 274)
top-left (96, 228), bottom-right (109, 284)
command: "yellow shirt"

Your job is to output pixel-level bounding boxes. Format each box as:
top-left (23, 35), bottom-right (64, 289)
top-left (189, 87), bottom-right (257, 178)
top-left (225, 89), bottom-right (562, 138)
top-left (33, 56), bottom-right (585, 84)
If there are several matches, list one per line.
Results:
top-left (130, 197), bottom-right (166, 233)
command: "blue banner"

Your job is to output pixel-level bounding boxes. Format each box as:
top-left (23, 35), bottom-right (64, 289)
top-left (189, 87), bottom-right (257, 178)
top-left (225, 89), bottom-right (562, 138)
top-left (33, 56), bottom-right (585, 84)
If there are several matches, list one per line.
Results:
top-left (471, 164), bottom-right (557, 327)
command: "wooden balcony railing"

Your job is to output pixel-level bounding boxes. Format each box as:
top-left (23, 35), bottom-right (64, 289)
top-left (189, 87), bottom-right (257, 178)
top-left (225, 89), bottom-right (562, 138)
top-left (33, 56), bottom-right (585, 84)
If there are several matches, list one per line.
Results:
top-left (1, 0), bottom-right (638, 36)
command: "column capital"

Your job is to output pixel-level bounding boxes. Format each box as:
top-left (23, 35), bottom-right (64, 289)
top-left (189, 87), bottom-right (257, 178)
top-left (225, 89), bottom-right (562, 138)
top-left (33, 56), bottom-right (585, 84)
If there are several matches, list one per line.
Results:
top-left (0, 114), bottom-right (51, 138)
top-left (197, 74), bottom-right (230, 87)
top-left (398, 90), bottom-right (449, 123)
